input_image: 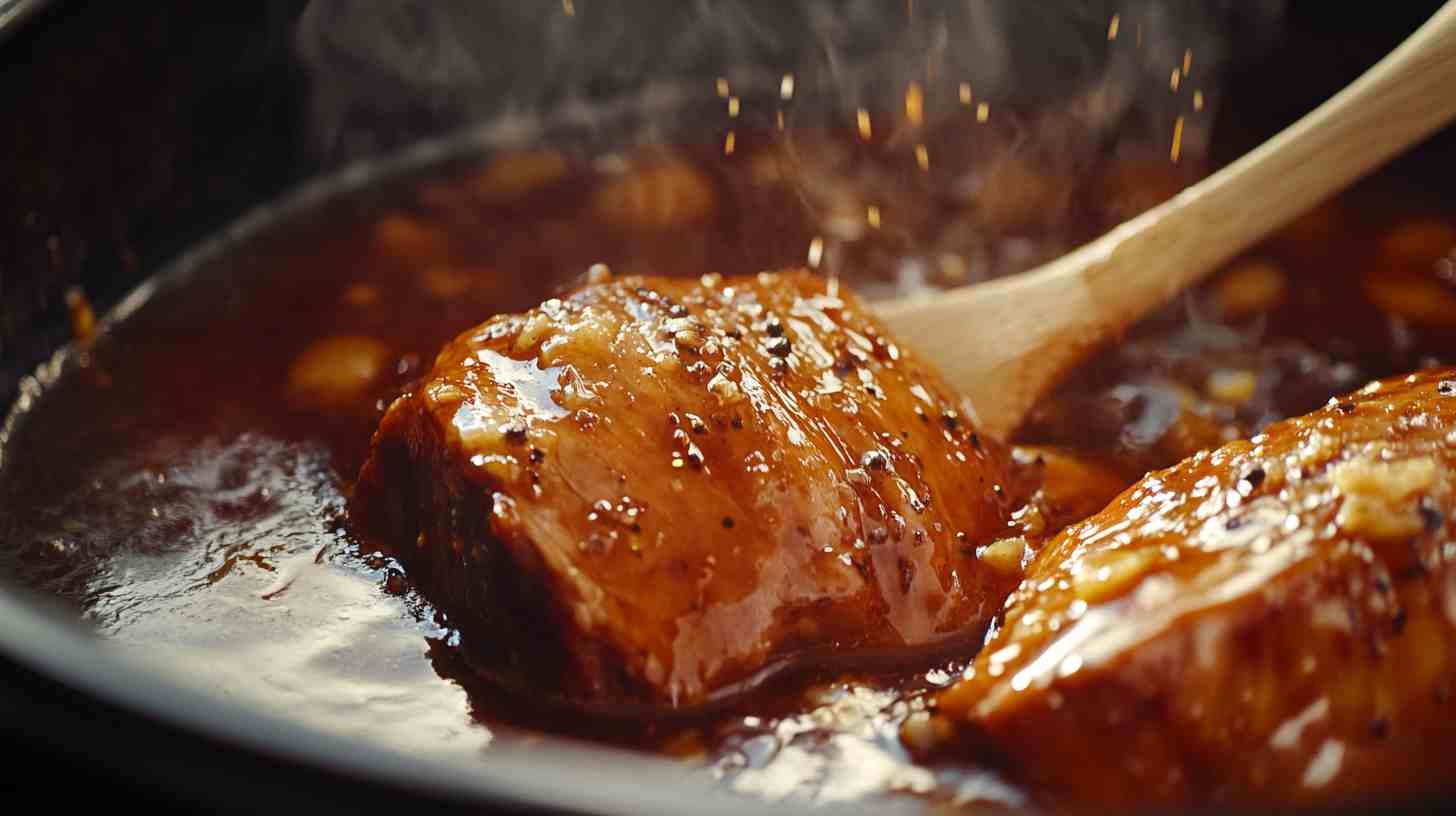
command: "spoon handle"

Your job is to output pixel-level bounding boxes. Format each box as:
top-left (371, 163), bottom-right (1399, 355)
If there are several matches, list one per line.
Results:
top-left (878, 1), bottom-right (1456, 440)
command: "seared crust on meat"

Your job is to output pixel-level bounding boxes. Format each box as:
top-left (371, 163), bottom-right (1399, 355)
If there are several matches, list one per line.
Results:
top-left (922, 369), bottom-right (1456, 807)
top-left (354, 270), bottom-right (1028, 707)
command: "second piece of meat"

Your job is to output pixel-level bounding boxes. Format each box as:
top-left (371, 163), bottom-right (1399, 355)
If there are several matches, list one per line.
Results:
top-left (920, 368), bottom-right (1456, 807)
top-left (353, 269), bottom-right (1029, 707)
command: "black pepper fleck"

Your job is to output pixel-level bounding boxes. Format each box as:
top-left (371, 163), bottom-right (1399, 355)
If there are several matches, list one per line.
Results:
top-left (766, 336), bottom-right (792, 357)
top-left (574, 409), bottom-right (598, 432)
top-left (722, 516), bottom-right (735, 529)
top-left (382, 569), bottom-right (408, 596)
top-left (1400, 562), bottom-right (1430, 581)
top-left (1336, 401), bottom-right (1356, 414)
top-left (500, 420), bottom-right (528, 443)
top-left (941, 410), bottom-right (960, 430)
top-left (1439, 380), bottom-right (1456, 396)
top-left (764, 316), bottom-right (784, 337)
top-left (1421, 497), bottom-right (1445, 533)
top-left (861, 450), bottom-right (890, 471)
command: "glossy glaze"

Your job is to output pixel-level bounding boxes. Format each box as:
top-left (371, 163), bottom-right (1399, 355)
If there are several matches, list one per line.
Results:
top-left (354, 271), bottom-right (1027, 706)
top-left (928, 368), bottom-right (1456, 807)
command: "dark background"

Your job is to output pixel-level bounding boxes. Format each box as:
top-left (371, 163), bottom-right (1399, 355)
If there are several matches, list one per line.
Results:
top-left (0, 1), bottom-right (1452, 812)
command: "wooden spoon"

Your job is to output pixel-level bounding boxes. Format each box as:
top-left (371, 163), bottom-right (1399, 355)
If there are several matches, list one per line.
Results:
top-left (875, 1), bottom-right (1456, 441)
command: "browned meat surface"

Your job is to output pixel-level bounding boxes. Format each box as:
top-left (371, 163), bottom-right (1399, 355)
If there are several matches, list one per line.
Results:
top-left (922, 368), bottom-right (1456, 807)
top-left (353, 269), bottom-right (1027, 707)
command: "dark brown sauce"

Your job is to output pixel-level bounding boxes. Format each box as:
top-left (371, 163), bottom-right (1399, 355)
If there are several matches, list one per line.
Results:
top-left (2, 123), bottom-right (1455, 809)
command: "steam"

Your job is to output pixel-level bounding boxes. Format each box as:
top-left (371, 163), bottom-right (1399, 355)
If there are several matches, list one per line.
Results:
top-left (297, 1), bottom-right (1283, 157)
top-left (295, 1), bottom-right (1287, 289)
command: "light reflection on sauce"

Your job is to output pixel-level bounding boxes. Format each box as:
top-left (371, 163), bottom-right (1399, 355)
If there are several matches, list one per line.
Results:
top-left (125, 549), bottom-right (493, 757)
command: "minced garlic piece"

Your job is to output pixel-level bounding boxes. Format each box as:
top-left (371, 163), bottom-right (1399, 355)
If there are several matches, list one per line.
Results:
top-left (707, 373), bottom-right (743, 405)
top-left (978, 536), bottom-right (1027, 574)
top-left (1206, 369), bottom-right (1257, 405)
top-left (424, 382), bottom-right (465, 407)
top-left (1294, 432), bottom-right (1340, 467)
top-left (514, 312), bottom-right (556, 354)
top-left (1332, 455), bottom-right (1439, 540)
top-left (1072, 547), bottom-right (1159, 604)
top-left (900, 712), bottom-right (954, 754)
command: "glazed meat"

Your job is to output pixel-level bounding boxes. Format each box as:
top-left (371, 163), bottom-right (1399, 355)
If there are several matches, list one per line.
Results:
top-left (353, 270), bottom-right (1027, 707)
top-left (922, 368), bottom-right (1456, 807)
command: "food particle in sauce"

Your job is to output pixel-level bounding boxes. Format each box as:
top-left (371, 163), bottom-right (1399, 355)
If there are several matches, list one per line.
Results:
top-left (1205, 368), bottom-right (1258, 405)
top-left (1362, 270), bottom-right (1456, 330)
top-left (288, 335), bottom-right (391, 403)
top-left (590, 160), bottom-right (717, 229)
top-left (1210, 258), bottom-right (1289, 318)
top-left (65, 286), bottom-right (96, 343)
top-left (467, 150), bottom-right (570, 201)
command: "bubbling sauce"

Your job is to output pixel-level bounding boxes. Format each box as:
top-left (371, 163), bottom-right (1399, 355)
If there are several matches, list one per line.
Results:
top-left (2, 128), bottom-right (1454, 808)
